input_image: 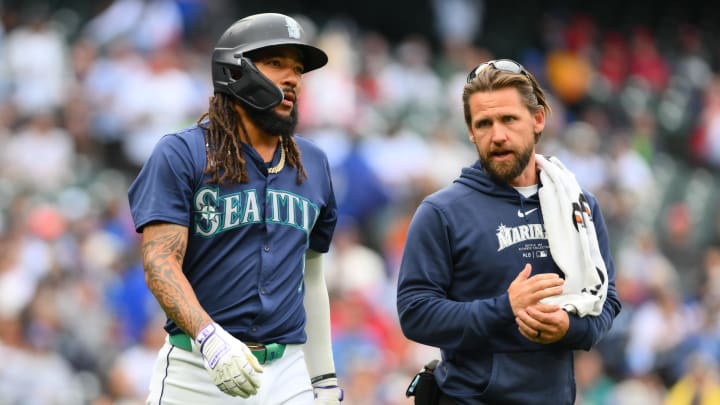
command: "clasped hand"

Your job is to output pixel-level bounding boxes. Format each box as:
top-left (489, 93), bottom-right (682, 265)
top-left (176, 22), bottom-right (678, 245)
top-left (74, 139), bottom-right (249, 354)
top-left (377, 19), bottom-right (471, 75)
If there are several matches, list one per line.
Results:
top-left (508, 264), bottom-right (569, 343)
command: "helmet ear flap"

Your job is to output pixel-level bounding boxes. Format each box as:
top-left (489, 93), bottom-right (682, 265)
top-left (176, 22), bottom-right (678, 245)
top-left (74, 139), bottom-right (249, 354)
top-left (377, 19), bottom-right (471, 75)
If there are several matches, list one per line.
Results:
top-left (213, 53), bottom-right (283, 111)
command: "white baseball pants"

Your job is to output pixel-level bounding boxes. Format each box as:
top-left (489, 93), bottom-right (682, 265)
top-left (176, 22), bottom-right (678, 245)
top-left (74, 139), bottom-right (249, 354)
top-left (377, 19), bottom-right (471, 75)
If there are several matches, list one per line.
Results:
top-left (146, 336), bottom-right (314, 404)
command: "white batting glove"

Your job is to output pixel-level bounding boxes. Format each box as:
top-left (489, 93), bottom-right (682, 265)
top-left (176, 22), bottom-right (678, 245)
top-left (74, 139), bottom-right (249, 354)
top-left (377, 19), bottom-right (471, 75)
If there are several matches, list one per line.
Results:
top-left (196, 322), bottom-right (263, 398)
top-left (312, 377), bottom-right (344, 404)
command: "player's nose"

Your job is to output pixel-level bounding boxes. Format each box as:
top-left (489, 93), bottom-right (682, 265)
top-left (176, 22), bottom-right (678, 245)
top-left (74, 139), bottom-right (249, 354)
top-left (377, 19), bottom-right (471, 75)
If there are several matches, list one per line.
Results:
top-left (489, 125), bottom-right (509, 143)
top-left (279, 68), bottom-right (300, 90)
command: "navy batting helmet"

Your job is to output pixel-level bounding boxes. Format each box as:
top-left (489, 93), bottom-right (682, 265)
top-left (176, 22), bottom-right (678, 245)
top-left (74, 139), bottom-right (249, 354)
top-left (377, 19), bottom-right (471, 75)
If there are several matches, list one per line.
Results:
top-left (211, 13), bottom-right (328, 110)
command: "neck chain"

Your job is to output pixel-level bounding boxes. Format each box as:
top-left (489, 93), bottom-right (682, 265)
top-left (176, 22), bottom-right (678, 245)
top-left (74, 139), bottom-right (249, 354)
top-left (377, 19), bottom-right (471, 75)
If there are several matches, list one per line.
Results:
top-left (267, 139), bottom-right (285, 174)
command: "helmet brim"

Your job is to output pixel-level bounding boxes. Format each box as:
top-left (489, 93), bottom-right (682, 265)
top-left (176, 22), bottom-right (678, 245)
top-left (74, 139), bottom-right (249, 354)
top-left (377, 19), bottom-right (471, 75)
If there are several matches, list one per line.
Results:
top-left (292, 44), bottom-right (328, 73)
top-left (242, 41), bottom-right (328, 73)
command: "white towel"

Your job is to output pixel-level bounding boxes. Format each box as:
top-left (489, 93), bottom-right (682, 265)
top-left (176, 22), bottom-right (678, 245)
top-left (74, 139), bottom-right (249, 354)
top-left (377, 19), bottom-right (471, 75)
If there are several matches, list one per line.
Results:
top-left (536, 154), bottom-right (608, 317)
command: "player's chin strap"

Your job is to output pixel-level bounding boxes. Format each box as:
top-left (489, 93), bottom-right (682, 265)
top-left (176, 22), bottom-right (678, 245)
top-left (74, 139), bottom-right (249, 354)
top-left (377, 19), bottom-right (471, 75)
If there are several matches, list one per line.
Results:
top-left (303, 250), bottom-right (343, 403)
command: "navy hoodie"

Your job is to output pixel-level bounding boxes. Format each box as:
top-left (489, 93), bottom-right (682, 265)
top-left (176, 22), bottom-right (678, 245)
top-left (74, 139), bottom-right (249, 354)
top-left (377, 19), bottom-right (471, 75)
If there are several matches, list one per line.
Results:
top-left (396, 161), bottom-right (621, 405)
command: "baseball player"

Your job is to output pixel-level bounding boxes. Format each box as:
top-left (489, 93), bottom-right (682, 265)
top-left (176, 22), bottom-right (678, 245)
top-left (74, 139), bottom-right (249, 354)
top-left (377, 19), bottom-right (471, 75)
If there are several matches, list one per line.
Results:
top-left (128, 13), bottom-right (343, 404)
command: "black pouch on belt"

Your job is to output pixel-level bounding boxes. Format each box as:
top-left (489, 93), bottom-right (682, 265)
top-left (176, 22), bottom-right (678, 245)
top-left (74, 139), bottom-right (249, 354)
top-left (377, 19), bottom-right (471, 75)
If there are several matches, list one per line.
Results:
top-left (405, 359), bottom-right (441, 405)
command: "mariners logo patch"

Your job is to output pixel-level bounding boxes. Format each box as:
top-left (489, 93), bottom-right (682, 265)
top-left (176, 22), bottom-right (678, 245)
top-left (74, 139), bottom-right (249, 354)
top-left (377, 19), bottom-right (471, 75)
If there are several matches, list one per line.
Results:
top-left (285, 17), bottom-right (302, 39)
top-left (192, 186), bottom-right (319, 238)
top-left (496, 223), bottom-right (546, 251)
top-left (495, 222), bottom-right (551, 260)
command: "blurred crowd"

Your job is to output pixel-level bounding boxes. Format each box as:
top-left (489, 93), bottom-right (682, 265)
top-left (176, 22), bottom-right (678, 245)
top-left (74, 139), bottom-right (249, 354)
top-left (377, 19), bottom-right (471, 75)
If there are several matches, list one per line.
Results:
top-left (1, 1), bottom-right (720, 404)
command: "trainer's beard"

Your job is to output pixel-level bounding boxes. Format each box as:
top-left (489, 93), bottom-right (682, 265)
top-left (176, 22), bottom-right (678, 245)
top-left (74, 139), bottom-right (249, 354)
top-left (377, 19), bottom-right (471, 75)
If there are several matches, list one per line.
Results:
top-left (480, 145), bottom-right (533, 184)
top-left (244, 104), bottom-right (298, 138)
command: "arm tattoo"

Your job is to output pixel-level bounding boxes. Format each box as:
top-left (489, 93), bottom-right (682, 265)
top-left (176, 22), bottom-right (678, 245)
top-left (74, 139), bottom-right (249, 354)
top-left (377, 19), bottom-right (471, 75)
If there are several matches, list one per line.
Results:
top-left (142, 223), bottom-right (209, 336)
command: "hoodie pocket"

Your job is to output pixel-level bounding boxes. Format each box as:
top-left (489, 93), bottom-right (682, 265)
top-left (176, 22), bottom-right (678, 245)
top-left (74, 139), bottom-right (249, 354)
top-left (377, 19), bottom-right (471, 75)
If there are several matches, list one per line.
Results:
top-left (478, 351), bottom-right (575, 405)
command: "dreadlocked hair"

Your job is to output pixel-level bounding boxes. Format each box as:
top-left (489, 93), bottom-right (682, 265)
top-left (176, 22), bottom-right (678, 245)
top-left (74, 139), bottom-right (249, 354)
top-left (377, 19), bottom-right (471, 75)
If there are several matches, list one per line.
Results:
top-left (197, 93), bottom-right (308, 185)
top-left (283, 134), bottom-right (308, 185)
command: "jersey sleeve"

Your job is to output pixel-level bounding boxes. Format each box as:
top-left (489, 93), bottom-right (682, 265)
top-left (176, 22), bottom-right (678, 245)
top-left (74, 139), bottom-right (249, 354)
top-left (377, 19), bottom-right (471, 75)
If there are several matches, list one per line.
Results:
top-left (307, 150), bottom-right (337, 253)
top-left (128, 133), bottom-right (201, 232)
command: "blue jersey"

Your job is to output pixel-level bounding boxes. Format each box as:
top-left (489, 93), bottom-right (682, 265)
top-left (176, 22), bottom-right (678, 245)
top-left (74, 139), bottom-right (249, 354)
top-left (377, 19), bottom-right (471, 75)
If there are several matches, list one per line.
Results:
top-left (128, 124), bottom-right (337, 344)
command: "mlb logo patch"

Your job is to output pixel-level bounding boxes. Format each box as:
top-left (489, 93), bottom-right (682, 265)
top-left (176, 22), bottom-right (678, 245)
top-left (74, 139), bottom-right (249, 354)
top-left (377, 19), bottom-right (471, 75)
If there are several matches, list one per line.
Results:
top-left (535, 250), bottom-right (548, 258)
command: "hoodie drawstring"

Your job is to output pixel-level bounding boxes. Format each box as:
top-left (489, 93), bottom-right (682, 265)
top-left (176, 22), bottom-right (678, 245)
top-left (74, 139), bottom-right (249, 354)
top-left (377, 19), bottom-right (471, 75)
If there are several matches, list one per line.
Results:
top-left (519, 195), bottom-right (530, 224)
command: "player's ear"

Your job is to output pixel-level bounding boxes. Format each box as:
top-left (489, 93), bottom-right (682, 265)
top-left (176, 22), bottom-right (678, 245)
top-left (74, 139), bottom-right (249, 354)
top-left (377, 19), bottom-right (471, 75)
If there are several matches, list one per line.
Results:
top-left (467, 127), bottom-right (475, 143)
top-left (533, 108), bottom-right (545, 137)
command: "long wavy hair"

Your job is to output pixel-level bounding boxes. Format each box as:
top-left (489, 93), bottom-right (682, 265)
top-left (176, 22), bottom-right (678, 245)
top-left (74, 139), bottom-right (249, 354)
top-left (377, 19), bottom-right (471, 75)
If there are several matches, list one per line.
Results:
top-left (197, 93), bottom-right (307, 185)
